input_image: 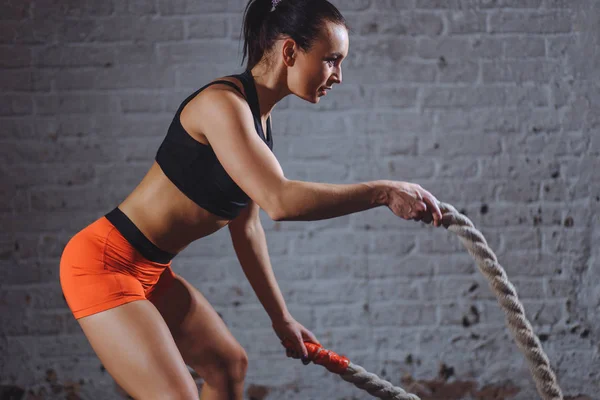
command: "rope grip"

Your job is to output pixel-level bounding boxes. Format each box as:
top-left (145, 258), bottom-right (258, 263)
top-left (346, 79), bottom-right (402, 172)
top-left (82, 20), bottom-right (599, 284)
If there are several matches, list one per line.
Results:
top-left (282, 338), bottom-right (350, 374)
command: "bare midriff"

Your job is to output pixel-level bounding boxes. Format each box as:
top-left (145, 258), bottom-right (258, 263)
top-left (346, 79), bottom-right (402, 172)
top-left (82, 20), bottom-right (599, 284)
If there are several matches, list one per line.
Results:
top-left (117, 76), bottom-right (270, 256)
top-left (118, 161), bottom-right (232, 255)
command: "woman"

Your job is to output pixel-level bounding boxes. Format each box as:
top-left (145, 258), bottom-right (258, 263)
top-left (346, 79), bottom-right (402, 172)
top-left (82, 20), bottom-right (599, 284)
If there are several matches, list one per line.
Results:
top-left (59, 0), bottom-right (443, 398)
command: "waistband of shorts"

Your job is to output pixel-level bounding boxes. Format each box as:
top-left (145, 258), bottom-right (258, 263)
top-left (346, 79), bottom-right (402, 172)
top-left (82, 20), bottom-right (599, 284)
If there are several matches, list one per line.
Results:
top-left (104, 207), bottom-right (176, 264)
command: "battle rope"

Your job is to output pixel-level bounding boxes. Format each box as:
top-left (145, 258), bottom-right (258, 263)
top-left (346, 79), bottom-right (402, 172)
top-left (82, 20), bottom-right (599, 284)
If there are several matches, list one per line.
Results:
top-left (283, 201), bottom-right (563, 400)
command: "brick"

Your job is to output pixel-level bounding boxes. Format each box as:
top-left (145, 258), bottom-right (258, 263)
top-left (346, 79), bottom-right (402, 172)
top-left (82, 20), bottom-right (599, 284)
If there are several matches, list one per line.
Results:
top-left (347, 37), bottom-right (417, 63)
top-left (372, 0), bottom-right (414, 11)
top-left (435, 109), bottom-right (518, 134)
top-left (364, 85), bottom-right (418, 108)
top-left (315, 304), bottom-right (369, 327)
top-left (37, 334), bottom-right (97, 358)
top-left (285, 279), bottom-right (368, 306)
top-left (93, 65), bottom-right (176, 89)
top-left (502, 228), bottom-right (543, 251)
top-left (504, 37), bottom-right (546, 58)
top-left (502, 134), bottom-right (567, 158)
top-left (34, 45), bottom-right (115, 68)
top-left (438, 60), bottom-right (479, 83)
top-left (479, 203), bottom-right (563, 228)
top-left (157, 41), bottom-right (239, 64)
top-left (0, 2), bottom-right (30, 19)
top-left (294, 232), bottom-right (369, 256)
top-left (370, 303), bottom-right (437, 326)
top-left (351, 156), bottom-right (436, 181)
top-left (544, 0), bottom-right (572, 8)
top-left (435, 253), bottom-right (477, 275)
top-left (292, 85), bottom-right (367, 111)
top-left (417, 0), bottom-right (542, 8)
top-left (425, 179), bottom-right (498, 205)
top-left (495, 179), bottom-right (541, 202)
top-left (546, 35), bottom-right (576, 58)
top-left (344, 62), bottom-right (437, 83)
top-left (187, 16), bottom-right (229, 39)
top-left (521, 299), bottom-right (565, 325)
top-left (348, 110), bottom-right (434, 134)
top-left (423, 87), bottom-right (508, 108)
top-left (158, 0), bottom-right (228, 14)
top-left (375, 132), bottom-right (419, 156)
top-left (447, 10), bottom-right (487, 34)
top-left (333, 0), bottom-right (371, 11)
top-left (0, 311), bottom-right (65, 335)
top-left (119, 92), bottom-right (164, 113)
top-left (313, 254), bottom-right (368, 279)
top-left (479, 154), bottom-right (561, 180)
top-left (0, 260), bottom-right (61, 285)
top-left (420, 132), bottom-right (502, 157)
top-left (0, 46), bottom-right (32, 68)
top-left (0, 70), bottom-right (34, 92)
top-left (368, 254), bottom-right (436, 278)
top-left (351, 207), bottom-right (418, 232)
top-left (438, 156), bottom-right (479, 178)
top-left (367, 278), bottom-right (420, 302)
top-left (489, 11), bottom-right (572, 34)
top-left (345, 12), bottom-right (443, 36)
top-left (1, 235), bottom-right (40, 261)
top-left (371, 231), bottom-right (417, 256)
top-left (123, 0), bottom-right (158, 15)
top-left (0, 118), bottom-right (34, 138)
top-left (0, 94), bottom-right (33, 116)
top-left (421, 275), bottom-right (492, 301)
top-left (114, 43), bottom-right (157, 65)
top-left (543, 228), bottom-right (589, 254)
top-left (175, 64), bottom-right (240, 89)
top-left (438, 301), bottom-right (480, 326)
top-left (264, 256), bottom-right (313, 281)
top-left (482, 60), bottom-right (562, 83)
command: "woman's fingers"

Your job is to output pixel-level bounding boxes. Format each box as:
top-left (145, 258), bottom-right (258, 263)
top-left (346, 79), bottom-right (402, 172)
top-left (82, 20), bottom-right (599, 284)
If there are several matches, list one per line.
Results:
top-left (419, 191), bottom-right (442, 227)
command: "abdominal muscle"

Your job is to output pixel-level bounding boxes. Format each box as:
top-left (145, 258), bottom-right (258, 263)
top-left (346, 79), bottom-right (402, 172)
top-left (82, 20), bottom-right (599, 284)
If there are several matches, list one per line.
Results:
top-left (117, 161), bottom-right (233, 255)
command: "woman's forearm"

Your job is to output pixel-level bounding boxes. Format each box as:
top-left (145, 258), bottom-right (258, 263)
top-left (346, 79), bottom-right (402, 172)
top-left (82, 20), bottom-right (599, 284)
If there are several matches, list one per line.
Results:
top-left (274, 179), bottom-right (389, 221)
top-left (229, 222), bottom-right (290, 323)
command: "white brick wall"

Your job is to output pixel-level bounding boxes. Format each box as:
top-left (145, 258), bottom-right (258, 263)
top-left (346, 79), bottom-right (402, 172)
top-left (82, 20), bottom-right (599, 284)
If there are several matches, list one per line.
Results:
top-left (1, 0), bottom-right (599, 399)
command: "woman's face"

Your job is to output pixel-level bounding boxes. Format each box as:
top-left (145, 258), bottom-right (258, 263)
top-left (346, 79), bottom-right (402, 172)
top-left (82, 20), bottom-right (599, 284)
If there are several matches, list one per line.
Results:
top-left (289, 21), bottom-right (349, 103)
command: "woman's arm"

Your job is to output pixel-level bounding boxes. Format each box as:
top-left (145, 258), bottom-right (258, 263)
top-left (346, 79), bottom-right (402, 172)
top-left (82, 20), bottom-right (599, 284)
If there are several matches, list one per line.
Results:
top-left (228, 200), bottom-right (290, 322)
top-left (193, 88), bottom-right (442, 225)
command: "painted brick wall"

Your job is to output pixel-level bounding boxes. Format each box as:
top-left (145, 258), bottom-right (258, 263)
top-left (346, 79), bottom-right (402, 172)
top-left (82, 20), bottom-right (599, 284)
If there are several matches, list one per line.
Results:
top-left (1, 0), bottom-right (598, 399)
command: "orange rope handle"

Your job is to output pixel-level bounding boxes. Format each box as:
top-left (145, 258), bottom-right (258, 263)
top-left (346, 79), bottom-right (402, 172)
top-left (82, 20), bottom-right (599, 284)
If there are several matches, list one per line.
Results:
top-left (282, 339), bottom-right (350, 374)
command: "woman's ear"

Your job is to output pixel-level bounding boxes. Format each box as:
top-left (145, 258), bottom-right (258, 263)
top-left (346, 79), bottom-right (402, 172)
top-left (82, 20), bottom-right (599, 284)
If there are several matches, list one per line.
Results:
top-left (282, 39), bottom-right (296, 67)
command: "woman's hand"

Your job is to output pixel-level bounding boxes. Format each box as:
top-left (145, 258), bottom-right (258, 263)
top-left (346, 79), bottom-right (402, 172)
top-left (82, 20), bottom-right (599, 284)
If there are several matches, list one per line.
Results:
top-left (382, 180), bottom-right (443, 227)
top-left (272, 315), bottom-right (320, 364)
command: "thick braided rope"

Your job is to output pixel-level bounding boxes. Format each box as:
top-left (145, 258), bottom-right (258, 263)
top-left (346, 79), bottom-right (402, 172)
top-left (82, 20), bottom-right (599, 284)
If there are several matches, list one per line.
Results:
top-left (282, 340), bottom-right (421, 400)
top-left (438, 202), bottom-right (563, 400)
top-left (340, 363), bottom-right (420, 400)
top-left (284, 202), bottom-right (563, 400)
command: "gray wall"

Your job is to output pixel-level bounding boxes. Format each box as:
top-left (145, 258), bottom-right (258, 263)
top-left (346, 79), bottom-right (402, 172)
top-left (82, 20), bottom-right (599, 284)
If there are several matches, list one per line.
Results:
top-left (1, 0), bottom-right (599, 399)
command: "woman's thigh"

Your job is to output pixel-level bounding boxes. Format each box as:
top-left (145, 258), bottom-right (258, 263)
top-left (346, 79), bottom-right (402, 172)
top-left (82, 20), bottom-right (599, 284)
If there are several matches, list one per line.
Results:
top-left (78, 300), bottom-right (199, 400)
top-left (150, 274), bottom-right (247, 382)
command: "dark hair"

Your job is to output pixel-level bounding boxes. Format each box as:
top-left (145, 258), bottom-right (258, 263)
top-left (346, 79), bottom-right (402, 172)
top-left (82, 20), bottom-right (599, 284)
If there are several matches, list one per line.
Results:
top-left (241, 0), bottom-right (347, 70)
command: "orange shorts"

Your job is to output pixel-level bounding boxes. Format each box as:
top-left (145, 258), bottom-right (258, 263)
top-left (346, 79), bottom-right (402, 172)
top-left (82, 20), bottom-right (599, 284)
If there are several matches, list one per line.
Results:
top-left (60, 208), bottom-right (177, 319)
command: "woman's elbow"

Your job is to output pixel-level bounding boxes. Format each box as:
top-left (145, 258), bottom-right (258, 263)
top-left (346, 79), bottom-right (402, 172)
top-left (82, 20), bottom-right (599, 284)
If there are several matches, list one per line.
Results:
top-left (267, 206), bottom-right (287, 221)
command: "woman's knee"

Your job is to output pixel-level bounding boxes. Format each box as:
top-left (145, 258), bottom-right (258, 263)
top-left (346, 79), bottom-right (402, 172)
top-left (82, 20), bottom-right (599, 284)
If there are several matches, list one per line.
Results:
top-left (159, 380), bottom-right (199, 400)
top-left (192, 346), bottom-right (248, 387)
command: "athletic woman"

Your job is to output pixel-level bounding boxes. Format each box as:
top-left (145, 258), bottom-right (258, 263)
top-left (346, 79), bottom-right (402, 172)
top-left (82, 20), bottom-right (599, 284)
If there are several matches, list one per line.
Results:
top-left (59, 0), bottom-right (443, 399)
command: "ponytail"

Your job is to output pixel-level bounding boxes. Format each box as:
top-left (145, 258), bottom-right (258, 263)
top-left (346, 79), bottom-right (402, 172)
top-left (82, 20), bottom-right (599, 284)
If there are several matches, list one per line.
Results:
top-left (241, 0), bottom-right (347, 71)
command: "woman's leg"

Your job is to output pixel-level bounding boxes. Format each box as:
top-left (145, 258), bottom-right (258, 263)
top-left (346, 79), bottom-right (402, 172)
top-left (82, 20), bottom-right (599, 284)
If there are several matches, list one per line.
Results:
top-left (77, 300), bottom-right (199, 400)
top-left (150, 274), bottom-right (248, 400)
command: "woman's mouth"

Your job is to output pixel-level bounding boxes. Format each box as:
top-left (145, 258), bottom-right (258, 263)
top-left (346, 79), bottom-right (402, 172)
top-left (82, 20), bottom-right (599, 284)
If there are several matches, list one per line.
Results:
top-left (319, 87), bottom-right (332, 96)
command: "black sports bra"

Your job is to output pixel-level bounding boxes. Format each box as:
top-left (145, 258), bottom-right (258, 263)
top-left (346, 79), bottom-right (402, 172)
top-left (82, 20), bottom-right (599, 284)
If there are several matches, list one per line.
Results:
top-left (155, 70), bottom-right (273, 219)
